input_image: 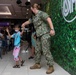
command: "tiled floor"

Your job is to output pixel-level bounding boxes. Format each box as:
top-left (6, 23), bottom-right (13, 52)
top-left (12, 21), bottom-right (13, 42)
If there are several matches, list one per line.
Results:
top-left (0, 50), bottom-right (71, 75)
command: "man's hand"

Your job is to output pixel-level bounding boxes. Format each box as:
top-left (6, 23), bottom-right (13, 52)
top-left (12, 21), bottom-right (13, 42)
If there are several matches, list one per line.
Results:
top-left (21, 27), bottom-right (25, 31)
top-left (22, 23), bottom-right (25, 28)
top-left (21, 20), bottom-right (30, 28)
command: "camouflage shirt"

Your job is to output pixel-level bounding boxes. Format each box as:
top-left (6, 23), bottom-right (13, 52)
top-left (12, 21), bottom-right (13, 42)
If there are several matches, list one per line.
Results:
top-left (29, 10), bottom-right (50, 37)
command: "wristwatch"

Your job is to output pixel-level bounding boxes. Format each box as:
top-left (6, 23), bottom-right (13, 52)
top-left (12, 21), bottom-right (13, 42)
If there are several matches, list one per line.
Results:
top-left (51, 29), bottom-right (54, 30)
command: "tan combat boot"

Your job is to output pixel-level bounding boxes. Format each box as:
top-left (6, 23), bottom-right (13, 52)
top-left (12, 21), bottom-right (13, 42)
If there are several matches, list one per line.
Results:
top-left (30, 63), bottom-right (41, 69)
top-left (46, 66), bottom-right (54, 74)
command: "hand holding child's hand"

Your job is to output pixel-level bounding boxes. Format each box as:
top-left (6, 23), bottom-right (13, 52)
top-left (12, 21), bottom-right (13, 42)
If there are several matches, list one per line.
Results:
top-left (21, 27), bottom-right (25, 31)
top-left (22, 23), bottom-right (25, 28)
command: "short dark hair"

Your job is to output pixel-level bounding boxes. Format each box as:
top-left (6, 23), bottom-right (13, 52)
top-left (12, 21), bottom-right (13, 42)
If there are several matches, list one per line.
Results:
top-left (14, 24), bottom-right (20, 28)
top-left (32, 3), bottom-right (41, 10)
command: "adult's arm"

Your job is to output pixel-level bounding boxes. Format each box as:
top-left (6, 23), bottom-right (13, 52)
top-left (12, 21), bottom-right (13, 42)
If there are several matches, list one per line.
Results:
top-left (47, 17), bottom-right (54, 30)
top-left (47, 17), bottom-right (55, 36)
top-left (40, 11), bottom-right (55, 36)
top-left (22, 20), bottom-right (31, 27)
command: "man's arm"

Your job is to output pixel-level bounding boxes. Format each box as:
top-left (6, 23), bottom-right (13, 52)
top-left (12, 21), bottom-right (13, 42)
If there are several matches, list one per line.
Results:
top-left (20, 27), bottom-right (25, 36)
top-left (22, 20), bottom-right (30, 27)
top-left (46, 17), bottom-right (55, 36)
top-left (47, 17), bottom-right (54, 30)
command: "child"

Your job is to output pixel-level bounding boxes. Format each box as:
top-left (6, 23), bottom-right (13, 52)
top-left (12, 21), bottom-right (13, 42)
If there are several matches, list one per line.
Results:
top-left (28, 26), bottom-right (36, 59)
top-left (6, 25), bottom-right (25, 68)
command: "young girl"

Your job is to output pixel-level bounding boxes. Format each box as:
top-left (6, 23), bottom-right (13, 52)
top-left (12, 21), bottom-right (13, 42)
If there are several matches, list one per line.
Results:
top-left (29, 25), bottom-right (36, 59)
top-left (6, 25), bottom-right (25, 68)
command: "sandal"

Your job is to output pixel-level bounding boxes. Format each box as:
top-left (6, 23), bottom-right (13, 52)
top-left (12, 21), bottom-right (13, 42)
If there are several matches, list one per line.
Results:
top-left (13, 65), bottom-right (20, 68)
top-left (21, 60), bottom-right (25, 66)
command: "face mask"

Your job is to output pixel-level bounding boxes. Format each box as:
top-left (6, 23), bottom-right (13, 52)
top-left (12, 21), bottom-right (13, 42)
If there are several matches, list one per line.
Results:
top-left (15, 30), bottom-right (18, 32)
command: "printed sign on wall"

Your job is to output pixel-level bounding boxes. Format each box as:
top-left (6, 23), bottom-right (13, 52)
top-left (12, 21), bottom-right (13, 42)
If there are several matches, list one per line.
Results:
top-left (61, 0), bottom-right (76, 23)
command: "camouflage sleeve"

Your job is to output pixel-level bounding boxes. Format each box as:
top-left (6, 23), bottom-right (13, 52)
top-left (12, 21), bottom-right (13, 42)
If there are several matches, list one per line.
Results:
top-left (41, 11), bottom-right (49, 21)
top-left (29, 18), bottom-right (33, 23)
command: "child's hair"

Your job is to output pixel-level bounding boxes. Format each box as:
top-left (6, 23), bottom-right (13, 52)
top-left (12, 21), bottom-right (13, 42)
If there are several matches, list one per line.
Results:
top-left (14, 24), bottom-right (20, 28)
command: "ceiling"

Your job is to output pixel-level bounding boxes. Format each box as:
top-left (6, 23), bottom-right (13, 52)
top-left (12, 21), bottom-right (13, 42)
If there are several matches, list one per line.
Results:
top-left (0, 0), bottom-right (42, 19)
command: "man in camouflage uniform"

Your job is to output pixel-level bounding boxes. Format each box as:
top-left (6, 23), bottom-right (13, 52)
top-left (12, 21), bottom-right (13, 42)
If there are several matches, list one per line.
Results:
top-left (22, 3), bottom-right (55, 74)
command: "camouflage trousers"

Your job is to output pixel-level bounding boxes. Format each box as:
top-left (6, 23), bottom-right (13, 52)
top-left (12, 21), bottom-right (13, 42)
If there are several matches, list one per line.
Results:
top-left (34, 33), bottom-right (54, 66)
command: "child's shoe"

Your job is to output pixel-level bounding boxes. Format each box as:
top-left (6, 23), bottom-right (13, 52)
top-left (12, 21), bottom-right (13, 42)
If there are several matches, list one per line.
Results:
top-left (21, 60), bottom-right (25, 66)
top-left (13, 65), bottom-right (20, 68)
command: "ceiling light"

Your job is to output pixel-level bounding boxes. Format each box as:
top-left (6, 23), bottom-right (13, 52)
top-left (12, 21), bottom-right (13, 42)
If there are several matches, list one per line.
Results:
top-left (16, 0), bottom-right (31, 8)
top-left (26, 12), bottom-right (28, 14)
top-left (27, 9), bottom-right (29, 11)
top-left (25, 1), bottom-right (31, 6)
top-left (16, 0), bottom-right (22, 4)
top-left (0, 6), bottom-right (12, 15)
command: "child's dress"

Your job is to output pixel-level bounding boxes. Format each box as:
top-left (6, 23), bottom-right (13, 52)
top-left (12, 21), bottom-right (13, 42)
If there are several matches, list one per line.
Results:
top-left (11, 31), bottom-right (21, 61)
